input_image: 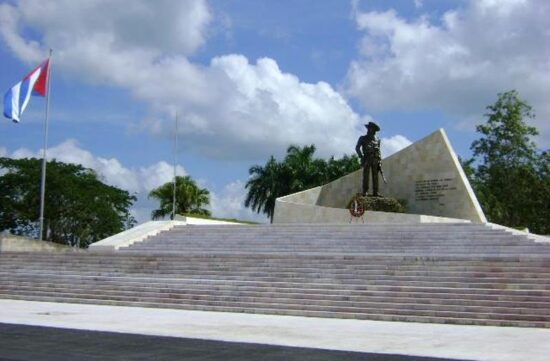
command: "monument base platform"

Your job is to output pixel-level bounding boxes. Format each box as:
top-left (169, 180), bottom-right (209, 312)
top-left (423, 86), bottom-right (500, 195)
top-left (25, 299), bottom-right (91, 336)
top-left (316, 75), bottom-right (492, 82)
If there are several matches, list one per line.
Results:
top-left (274, 200), bottom-right (470, 224)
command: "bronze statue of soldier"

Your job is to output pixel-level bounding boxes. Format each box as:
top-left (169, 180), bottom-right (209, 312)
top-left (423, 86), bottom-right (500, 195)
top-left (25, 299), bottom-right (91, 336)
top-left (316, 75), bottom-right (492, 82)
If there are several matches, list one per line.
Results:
top-left (355, 121), bottom-right (382, 197)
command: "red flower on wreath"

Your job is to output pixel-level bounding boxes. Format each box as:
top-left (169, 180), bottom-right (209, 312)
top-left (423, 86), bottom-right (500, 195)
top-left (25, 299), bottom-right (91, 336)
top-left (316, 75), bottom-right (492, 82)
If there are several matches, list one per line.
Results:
top-left (349, 198), bottom-right (365, 217)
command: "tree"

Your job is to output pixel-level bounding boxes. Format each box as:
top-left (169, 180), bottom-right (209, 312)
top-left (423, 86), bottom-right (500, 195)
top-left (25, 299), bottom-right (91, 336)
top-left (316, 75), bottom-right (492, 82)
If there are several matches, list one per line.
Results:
top-left (458, 156), bottom-right (476, 187)
top-left (148, 175), bottom-right (210, 219)
top-left (469, 90), bottom-right (549, 234)
top-left (325, 154), bottom-right (364, 182)
top-left (0, 157), bottom-right (136, 247)
top-left (245, 145), bottom-right (361, 222)
top-left (245, 156), bottom-right (285, 222)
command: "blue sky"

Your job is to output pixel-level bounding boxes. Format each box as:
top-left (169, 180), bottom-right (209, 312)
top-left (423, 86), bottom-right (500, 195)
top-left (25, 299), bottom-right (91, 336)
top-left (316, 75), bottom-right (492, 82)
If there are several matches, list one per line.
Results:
top-left (1, 0), bottom-right (548, 223)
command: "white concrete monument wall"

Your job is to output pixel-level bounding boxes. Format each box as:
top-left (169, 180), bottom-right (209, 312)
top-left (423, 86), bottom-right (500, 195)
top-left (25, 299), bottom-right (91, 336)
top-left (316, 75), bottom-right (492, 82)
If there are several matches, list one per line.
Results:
top-left (273, 129), bottom-right (486, 224)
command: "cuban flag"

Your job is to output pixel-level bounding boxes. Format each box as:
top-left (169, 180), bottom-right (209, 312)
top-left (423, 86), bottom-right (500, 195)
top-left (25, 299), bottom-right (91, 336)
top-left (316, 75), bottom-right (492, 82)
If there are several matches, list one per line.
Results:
top-left (3, 59), bottom-right (50, 123)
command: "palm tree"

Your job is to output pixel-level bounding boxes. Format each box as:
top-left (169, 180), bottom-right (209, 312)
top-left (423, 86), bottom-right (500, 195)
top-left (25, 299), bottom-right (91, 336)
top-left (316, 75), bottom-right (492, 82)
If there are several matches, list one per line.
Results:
top-left (245, 145), bottom-right (361, 222)
top-left (284, 145), bottom-right (324, 190)
top-left (245, 156), bottom-right (283, 223)
top-left (245, 145), bottom-right (323, 222)
top-left (149, 176), bottom-right (210, 220)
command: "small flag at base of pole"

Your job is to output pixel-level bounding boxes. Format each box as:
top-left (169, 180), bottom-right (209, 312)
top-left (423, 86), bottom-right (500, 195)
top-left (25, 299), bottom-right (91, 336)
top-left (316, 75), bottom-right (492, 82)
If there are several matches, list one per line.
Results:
top-left (3, 58), bottom-right (50, 123)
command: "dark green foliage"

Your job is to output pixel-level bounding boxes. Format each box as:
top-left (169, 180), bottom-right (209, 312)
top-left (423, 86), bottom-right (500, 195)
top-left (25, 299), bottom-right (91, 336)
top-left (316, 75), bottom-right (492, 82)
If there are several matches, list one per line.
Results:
top-left (458, 156), bottom-right (476, 186)
top-left (348, 194), bottom-right (406, 213)
top-left (245, 145), bottom-right (361, 222)
top-left (244, 156), bottom-right (282, 223)
top-left (467, 90), bottom-right (549, 234)
top-left (0, 157), bottom-right (136, 247)
top-left (148, 175), bottom-right (210, 219)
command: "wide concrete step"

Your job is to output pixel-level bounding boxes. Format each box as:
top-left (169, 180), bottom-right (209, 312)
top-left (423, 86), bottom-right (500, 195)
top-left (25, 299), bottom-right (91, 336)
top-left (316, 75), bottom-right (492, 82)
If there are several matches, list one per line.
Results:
top-left (132, 242), bottom-right (535, 248)
top-left (151, 235), bottom-right (524, 240)
top-left (157, 235), bottom-right (528, 242)
top-left (2, 221), bottom-right (548, 328)
top-left (2, 271), bottom-right (549, 291)
top-left (3, 256), bottom-right (548, 267)
top-left (129, 246), bottom-right (540, 253)
top-left (3, 293), bottom-right (547, 328)
top-left (4, 273), bottom-right (549, 298)
top-left (161, 233), bottom-right (507, 240)
top-left (2, 268), bottom-right (548, 285)
top-left (2, 289), bottom-right (549, 325)
top-left (3, 271), bottom-right (549, 289)
top-left (131, 234), bottom-right (541, 241)
top-left (2, 266), bottom-right (548, 281)
top-left (132, 244), bottom-right (538, 251)
top-left (177, 227), bottom-right (528, 233)
top-left (1, 293), bottom-right (548, 328)
top-left (117, 251), bottom-right (547, 258)
top-left (2, 256), bottom-right (546, 265)
top-left (1, 256), bottom-right (547, 269)
top-left (154, 230), bottom-right (527, 241)
top-left (171, 223), bottom-right (488, 229)
top-left (166, 225), bottom-right (499, 234)
top-left (2, 286), bottom-right (549, 317)
top-left (2, 258), bottom-right (549, 273)
top-left (3, 281), bottom-right (550, 309)
top-left (4, 251), bottom-right (549, 262)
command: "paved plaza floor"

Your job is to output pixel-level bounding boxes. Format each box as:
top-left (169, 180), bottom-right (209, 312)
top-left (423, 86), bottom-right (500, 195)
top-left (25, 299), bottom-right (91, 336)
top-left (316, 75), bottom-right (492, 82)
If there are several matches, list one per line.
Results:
top-left (0, 299), bottom-right (548, 361)
top-left (0, 323), bottom-right (464, 361)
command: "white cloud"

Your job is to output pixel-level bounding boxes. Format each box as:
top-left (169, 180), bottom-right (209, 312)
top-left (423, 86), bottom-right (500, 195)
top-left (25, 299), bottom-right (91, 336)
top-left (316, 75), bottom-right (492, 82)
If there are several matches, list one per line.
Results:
top-left (0, 0), bottom-right (210, 63)
top-left (5, 139), bottom-right (186, 195)
top-left (0, 3), bottom-right (43, 62)
top-left (11, 147), bottom-right (35, 159)
top-left (2, 140), bottom-right (268, 224)
top-left (47, 140), bottom-right (141, 192)
top-left (0, 0), bottom-right (364, 160)
top-left (139, 162), bottom-right (187, 192)
top-left (381, 135), bottom-right (412, 157)
top-left (346, 0), bottom-right (550, 145)
top-left (209, 180), bottom-right (269, 223)
top-left (193, 55), bottom-right (361, 159)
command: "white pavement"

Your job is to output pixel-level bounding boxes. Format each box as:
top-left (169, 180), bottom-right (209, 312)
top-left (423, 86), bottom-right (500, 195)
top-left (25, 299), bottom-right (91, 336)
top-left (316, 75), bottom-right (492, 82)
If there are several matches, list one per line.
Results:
top-left (0, 299), bottom-right (548, 361)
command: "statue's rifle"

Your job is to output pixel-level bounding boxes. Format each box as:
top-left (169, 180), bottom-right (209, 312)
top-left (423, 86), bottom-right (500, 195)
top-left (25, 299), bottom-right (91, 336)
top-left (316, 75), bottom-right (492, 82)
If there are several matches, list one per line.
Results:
top-left (378, 161), bottom-right (388, 184)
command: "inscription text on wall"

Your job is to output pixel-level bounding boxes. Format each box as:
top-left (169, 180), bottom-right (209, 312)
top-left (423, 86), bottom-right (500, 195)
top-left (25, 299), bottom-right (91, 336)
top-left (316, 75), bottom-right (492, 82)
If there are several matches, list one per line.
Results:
top-left (415, 178), bottom-right (457, 201)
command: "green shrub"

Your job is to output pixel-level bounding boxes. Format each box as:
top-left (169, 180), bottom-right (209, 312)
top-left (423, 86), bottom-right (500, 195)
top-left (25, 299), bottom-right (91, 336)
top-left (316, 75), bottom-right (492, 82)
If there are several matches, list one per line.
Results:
top-left (347, 194), bottom-right (406, 213)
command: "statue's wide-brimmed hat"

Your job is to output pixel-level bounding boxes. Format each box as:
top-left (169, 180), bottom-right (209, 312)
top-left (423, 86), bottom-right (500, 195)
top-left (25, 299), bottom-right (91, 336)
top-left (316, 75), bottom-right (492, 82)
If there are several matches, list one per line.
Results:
top-left (364, 121), bottom-right (380, 131)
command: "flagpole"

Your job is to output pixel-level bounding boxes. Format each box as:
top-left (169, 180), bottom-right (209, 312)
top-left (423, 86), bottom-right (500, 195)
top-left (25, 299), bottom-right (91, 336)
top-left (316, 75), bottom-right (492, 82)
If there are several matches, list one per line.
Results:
top-left (39, 49), bottom-right (53, 241)
top-left (172, 111), bottom-right (178, 220)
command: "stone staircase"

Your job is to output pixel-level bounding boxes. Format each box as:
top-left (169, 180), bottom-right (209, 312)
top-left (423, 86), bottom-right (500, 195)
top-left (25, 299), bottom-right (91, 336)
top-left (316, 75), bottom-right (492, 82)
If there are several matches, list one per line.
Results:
top-left (0, 223), bottom-right (549, 327)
